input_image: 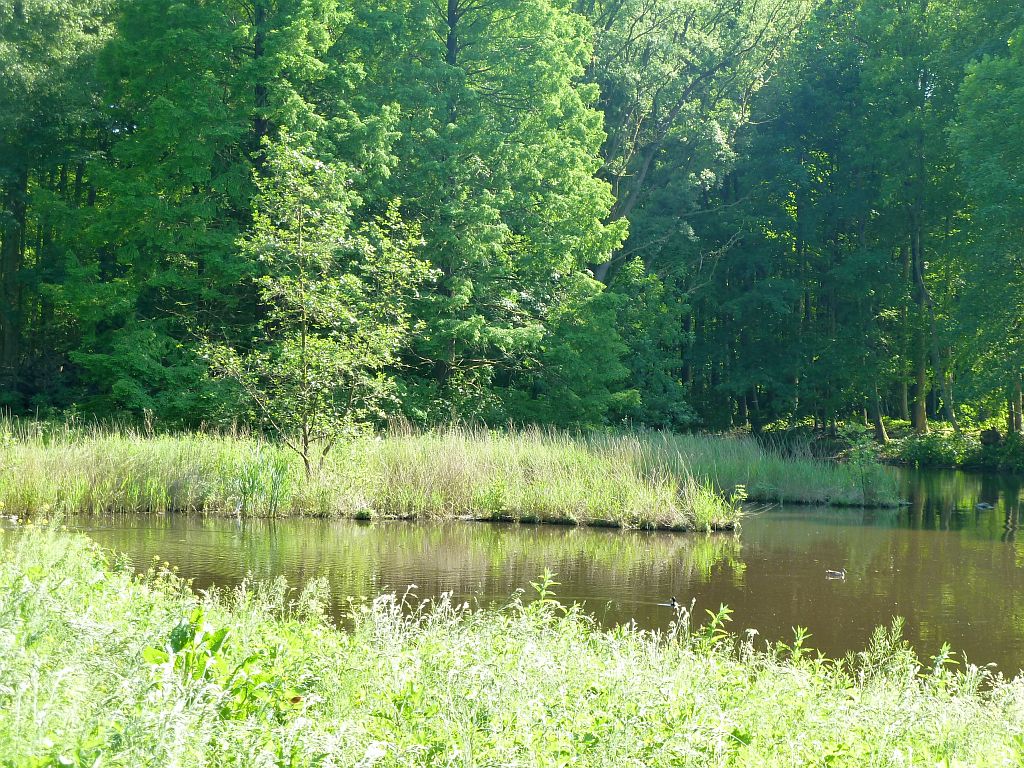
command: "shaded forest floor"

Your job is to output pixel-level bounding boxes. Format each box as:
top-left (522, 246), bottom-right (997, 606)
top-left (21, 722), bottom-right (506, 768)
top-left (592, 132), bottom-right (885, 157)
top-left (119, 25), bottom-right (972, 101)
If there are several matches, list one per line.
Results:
top-left (756, 418), bottom-right (1024, 474)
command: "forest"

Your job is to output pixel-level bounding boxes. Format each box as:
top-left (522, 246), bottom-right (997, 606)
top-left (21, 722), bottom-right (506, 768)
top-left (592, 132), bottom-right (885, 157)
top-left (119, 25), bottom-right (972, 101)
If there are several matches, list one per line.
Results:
top-left (2, 0), bottom-right (1023, 441)
top-left (8, 4), bottom-right (1024, 764)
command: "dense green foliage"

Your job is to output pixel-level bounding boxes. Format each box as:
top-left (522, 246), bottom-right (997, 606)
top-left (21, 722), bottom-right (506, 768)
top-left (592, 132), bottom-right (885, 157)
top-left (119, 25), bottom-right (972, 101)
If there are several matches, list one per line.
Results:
top-left (1, 0), bottom-right (1022, 438)
top-left (3, 529), bottom-right (1024, 766)
top-left (887, 429), bottom-right (1024, 473)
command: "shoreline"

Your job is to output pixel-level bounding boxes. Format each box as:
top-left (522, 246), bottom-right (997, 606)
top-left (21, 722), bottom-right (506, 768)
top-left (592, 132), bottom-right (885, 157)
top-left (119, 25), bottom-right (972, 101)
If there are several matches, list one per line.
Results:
top-left (2, 529), bottom-right (1022, 765)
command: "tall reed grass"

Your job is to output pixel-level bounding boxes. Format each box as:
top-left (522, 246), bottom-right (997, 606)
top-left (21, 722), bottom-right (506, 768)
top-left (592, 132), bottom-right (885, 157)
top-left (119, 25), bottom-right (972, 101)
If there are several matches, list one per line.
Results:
top-left (1, 529), bottom-right (1020, 766)
top-left (0, 420), bottom-right (898, 534)
top-left (597, 431), bottom-right (899, 507)
top-left (0, 420), bottom-right (739, 531)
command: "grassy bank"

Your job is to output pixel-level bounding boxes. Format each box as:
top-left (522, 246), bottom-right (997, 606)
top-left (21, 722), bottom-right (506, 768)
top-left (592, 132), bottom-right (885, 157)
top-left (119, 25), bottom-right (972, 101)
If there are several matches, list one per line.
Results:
top-left (610, 432), bottom-right (898, 506)
top-left (0, 422), bottom-right (737, 531)
top-left (2, 529), bottom-right (1023, 766)
top-left (0, 422), bottom-right (898, 535)
top-left (885, 429), bottom-right (1024, 473)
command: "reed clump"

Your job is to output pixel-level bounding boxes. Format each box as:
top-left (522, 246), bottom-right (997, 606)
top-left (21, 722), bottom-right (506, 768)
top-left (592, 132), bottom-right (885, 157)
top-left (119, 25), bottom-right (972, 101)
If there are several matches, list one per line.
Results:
top-left (1, 529), bottom-right (1020, 767)
top-left (0, 420), bottom-right (899, 532)
top-left (601, 431), bottom-right (899, 507)
top-left (0, 420), bottom-right (739, 531)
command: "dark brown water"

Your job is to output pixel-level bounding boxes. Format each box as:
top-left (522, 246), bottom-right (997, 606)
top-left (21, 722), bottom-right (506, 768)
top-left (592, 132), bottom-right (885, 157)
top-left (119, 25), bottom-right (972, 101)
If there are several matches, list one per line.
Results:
top-left (72, 468), bottom-right (1024, 673)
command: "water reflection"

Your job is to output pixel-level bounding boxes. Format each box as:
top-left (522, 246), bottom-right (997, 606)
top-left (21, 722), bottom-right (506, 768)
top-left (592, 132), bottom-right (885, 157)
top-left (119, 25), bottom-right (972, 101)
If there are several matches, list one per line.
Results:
top-left (71, 467), bottom-right (1024, 673)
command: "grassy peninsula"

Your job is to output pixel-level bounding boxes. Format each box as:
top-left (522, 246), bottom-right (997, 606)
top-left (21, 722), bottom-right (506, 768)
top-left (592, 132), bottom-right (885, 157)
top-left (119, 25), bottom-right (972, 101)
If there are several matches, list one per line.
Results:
top-left (0, 421), bottom-right (898, 534)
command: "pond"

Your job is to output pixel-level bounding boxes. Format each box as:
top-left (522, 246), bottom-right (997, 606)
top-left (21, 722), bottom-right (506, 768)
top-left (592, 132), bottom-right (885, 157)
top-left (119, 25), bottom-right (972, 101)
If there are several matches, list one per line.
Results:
top-left (71, 467), bottom-right (1024, 674)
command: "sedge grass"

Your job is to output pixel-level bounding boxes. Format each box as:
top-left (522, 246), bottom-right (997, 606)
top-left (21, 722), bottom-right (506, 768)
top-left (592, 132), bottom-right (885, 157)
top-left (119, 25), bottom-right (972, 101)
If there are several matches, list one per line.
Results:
top-left (594, 431), bottom-right (900, 507)
top-left (0, 421), bottom-right (737, 531)
top-left (0, 420), bottom-right (898, 537)
top-left (0, 528), bottom-right (1021, 767)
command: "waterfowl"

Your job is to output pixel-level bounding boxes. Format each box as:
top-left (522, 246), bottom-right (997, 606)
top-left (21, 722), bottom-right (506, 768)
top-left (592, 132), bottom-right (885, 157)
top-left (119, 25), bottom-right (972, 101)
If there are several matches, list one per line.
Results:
top-left (825, 568), bottom-right (847, 580)
top-left (975, 502), bottom-right (995, 510)
top-left (658, 596), bottom-right (679, 608)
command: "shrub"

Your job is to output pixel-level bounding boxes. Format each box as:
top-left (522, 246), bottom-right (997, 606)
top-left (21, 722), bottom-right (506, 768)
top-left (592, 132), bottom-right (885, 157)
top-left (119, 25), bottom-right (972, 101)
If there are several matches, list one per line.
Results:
top-left (889, 432), bottom-right (970, 468)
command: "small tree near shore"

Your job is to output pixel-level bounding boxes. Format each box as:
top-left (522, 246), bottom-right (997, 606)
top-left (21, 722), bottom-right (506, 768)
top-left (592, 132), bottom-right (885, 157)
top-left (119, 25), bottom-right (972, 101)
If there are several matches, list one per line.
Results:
top-left (206, 135), bottom-right (424, 476)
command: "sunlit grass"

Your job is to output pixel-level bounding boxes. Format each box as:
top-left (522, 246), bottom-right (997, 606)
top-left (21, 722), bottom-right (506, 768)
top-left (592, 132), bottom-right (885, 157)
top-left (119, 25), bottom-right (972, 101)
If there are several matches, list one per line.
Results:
top-left (599, 431), bottom-right (900, 507)
top-left (0, 420), bottom-right (740, 531)
top-left (1, 529), bottom-right (1021, 766)
top-left (0, 420), bottom-right (898, 535)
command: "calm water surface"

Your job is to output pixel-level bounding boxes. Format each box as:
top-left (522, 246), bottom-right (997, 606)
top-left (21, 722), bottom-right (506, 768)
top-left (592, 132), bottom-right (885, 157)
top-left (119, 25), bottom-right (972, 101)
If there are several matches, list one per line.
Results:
top-left (72, 468), bottom-right (1024, 673)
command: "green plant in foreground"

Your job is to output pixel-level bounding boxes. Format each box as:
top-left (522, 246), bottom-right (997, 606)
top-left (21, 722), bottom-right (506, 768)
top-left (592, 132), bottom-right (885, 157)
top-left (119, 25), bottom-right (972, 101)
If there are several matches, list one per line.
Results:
top-left (143, 607), bottom-right (305, 723)
top-left (4, 530), bottom-right (1024, 766)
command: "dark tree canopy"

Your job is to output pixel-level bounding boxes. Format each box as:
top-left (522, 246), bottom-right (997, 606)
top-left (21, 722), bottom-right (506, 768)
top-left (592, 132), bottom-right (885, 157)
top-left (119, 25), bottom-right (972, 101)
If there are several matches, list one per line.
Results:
top-left (1, 0), bottom-right (1022, 437)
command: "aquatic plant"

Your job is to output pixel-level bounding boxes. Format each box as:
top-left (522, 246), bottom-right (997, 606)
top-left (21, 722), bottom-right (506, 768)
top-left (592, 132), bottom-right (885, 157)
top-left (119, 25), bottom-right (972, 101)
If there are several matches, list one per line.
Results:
top-left (597, 430), bottom-right (899, 507)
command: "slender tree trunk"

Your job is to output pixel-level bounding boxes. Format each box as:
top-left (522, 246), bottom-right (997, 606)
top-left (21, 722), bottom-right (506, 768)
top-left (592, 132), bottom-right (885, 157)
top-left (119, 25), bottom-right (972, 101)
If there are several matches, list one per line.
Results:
top-left (0, 165), bottom-right (28, 396)
top-left (252, 0), bottom-right (269, 171)
top-left (869, 386), bottom-right (890, 444)
top-left (912, 343), bottom-right (928, 433)
top-left (941, 368), bottom-right (960, 434)
top-left (446, 0), bottom-right (459, 68)
top-left (898, 244), bottom-right (911, 421)
top-left (681, 314), bottom-right (692, 385)
top-left (910, 225), bottom-right (928, 434)
top-left (1011, 376), bottom-right (1019, 436)
top-left (750, 388), bottom-right (762, 435)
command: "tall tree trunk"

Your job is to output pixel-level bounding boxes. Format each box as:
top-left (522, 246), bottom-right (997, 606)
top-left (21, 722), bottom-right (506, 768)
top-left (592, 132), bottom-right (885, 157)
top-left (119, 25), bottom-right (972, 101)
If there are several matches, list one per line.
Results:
top-left (446, 0), bottom-right (459, 68)
top-left (0, 165), bottom-right (28, 396)
top-left (869, 386), bottom-right (890, 444)
top-left (252, 0), bottom-right (269, 171)
top-left (898, 243), bottom-right (911, 421)
top-left (941, 368), bottom-right (960, 434)
top-left (912, 339), bottom-right (929, 433)
top-left (910, 224), bottom-right (929, 434)
top-left (1011, 376), bottom-right (1019, 436)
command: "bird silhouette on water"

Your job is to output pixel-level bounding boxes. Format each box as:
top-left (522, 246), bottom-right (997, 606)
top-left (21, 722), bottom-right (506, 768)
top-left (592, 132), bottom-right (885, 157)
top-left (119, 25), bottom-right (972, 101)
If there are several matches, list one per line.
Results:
top-left (658, 596), bottom-right (679, 608)
top-left (825, 567), bottom-right (847, 580)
